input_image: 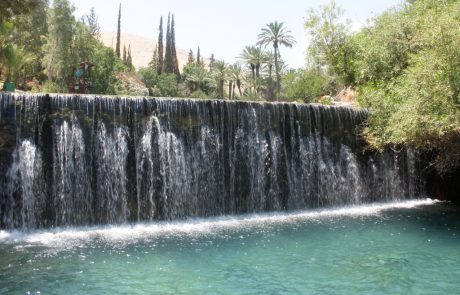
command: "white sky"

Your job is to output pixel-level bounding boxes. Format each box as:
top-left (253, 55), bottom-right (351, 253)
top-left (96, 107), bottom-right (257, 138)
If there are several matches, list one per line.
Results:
top-left (71, 0), bottom-right (402, 69)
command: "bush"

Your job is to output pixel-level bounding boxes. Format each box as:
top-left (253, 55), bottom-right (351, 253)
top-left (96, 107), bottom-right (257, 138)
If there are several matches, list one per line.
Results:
top-left (42, 80), bottom-right (67, 93)
top-left (150, 86), bottom-right (162, 97)
top-left (190, 90), bottom-right (209, 99)
top-left (282, 69), bottom-right (331, 103)
top-left (157, 73), bottom-right (178, 97)
top-left (319, 96), bottom-right (334, 105)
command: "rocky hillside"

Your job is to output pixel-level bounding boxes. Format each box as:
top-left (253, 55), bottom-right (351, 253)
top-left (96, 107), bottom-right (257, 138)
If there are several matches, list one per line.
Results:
top-left (101, 32), bottom-right (190, 70)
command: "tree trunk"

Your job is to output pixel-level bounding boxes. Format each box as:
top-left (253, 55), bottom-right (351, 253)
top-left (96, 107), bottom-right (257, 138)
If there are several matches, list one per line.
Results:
top-left (237, 80), bottom-right (242, 97)
top-left (250, 64), bottom-right (256, 93)
top-left (228, 81), bottom-right (233, 100)
top-left (255, 64), bottom-right (261, 95)
top-left (219, 79), bottom-right (224, 99)
top-left (274, 43), bottom-right (280, 100)
top-left (268, 64), bottom-right (274, 101)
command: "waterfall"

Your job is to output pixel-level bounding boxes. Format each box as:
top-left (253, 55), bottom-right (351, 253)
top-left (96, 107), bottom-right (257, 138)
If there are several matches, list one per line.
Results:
top-left (0, 93), bottom-right (425, 229)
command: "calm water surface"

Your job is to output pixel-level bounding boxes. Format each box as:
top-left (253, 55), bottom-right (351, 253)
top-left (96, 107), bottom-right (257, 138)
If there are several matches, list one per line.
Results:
top-left (0, 199), bottom-right (459, 294)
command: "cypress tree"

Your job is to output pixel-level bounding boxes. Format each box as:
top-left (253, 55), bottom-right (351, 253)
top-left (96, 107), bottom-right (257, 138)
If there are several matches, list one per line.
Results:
top-left (123, 44), bottom-right (127, 64)
top-left (187, 49), bottom-right (194, 65)
top-left (209, 53), bottom-right (215, 69)
top-left (149, 46), bottom-right (158, 70)
top-left (157, 16), bottom-right (164, 75)
top-left (127, 44), bottom-right (133, 69)
top-left (163, 13), bottom-right (172, 73)
top-left (171, 14), bottom-right (180, 78)
top-left (116, 3), bottom-right (121, 58)
top-left (86, 7), bottom-right (100, 38)
top-left (197, 47), bottom-right (201, 64)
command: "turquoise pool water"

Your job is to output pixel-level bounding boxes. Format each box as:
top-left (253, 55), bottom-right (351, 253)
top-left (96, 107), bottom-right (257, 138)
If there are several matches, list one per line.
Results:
top-left (0, 199), bottom-right (459, 294)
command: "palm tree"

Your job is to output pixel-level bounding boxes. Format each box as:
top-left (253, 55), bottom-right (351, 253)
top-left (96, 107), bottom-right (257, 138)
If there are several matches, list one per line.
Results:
top-left (262, 51), bottom-right (275, 100)
top-left (257, 21), bottom-right (295, 98)
top-left (2, 44), bottom-right (33, 89)
top-left (227, 63), bottom-right (243, 99)
top-left (184, 63), bottom-right (213, 93)
top-left (238, 46), bottom-right (264, 94)
top-left (212, 60), bottom-right (227, 99)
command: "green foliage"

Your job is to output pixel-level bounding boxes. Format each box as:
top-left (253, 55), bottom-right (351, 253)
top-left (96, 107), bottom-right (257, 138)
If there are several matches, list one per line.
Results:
top-left (91, 44), bottom-right (126, 94)
top-left (2, 44), bottom-right (33, 84)
top-left (319, 95), bottom-right (333, 105)
top-left (187, 49), bottom-right (195, 65)
top-left (212, 60), bottom-right (227, 99)
top-left (355, 0), bottom-right (460, 173)
top-left (170, 15), bottom-right (180, 79)
top-left (257, 21), bottom-right (295, 97)
top-left (182, 63), bottom-right (214, 95)
top-left (73, 22), bottom-right (98, 64)
top-left (85, 7), bottom-right (100, 38)
top-left (305, 0), bottom-right (355, 85)
top-left (351, 8), bottom-right (417, 85)
top-left (42, 0), bottom-right (75, 82)
top-left (42, 79), bottom-right (67, 93)
top-left (190, 90), bottom-right (208, 99)
top-left (302, 0), bottom-right (460, 172)
top-left (138, 67), bottom-right (158, 90)
top-left (116, 3), bottom-right (121, 58)
top-left (282, 69), bottom-right (330, 103)
top-left (238, 46), bottom-right (264, 97)
top-left (9, 0), bottom-right (48, 77)
top-left (163, 14), bottom-right (174, 75)
top-left (126, 44), bottom-right (133, 70)
top-left (227, 63), bottom-right (243, 99)
top-left (156, 16), bottom-right (164, 75)
top-left (157, 73), bottom-right (178, 97)
top-left (0, 0), bottom-right (40, 21)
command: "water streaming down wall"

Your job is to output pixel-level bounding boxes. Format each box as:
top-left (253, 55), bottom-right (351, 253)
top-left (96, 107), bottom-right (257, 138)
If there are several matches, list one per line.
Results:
top-left (0, 93), bottom-right (425, 229)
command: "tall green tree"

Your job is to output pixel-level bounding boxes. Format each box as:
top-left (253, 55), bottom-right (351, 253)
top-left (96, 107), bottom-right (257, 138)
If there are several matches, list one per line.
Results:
top-left (157, 73), bottom-right (178, 96)
top-left (138, 66), bottom-right (158, 91)
top-left (238, 46), bottom-right (264, 94)
top-left (170, 14), bottom-right (180, 79)
top-left (91, 43), bottom-right (126, 94)
top-left (262, 51), bottom-right (275, 100)
top-left (2, 45), bottom-right (33, 87)
top-left (227, 63), bottom-right (243, 99)
top-left (43, 0), bottom-right (75, 82)
top-left (351, 8), bottom-right (417, 85)
top-left (9, 0), bottom-right (48, 79)
top-left (187, 49), bottom-right (195, 65)
top-left (72, 20), bottom-right (97, 64)
top-left (149, 45), bottom-right (159, 70)
top-left (257, 21), bottom-right (295, 97)
top-left (197, 47), bottom-right (201, 64)
top-left (126, 44), bottom-right (133, 69)
top-left (123, 44), bottom-right (127, 64)
top-left (156, 16), bottom-right (163, 75)
top-left (163, 13), bottom-right (172, 73)
top-left (212, 60), bottom-right (226, 99)
top-left (115, 3), bottom-right (121, 58)
top-left (305, 1), bottom-right (355, 85)
top-left (85, 7), bottom-right (100, 38)
top-left (209, 53), bottom-right (215, 69)
top-left (182, 62), bottom-right (214, 94)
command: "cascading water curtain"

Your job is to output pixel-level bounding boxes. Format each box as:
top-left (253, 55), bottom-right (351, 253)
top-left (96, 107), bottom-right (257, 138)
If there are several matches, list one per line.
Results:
top-left (0, 93), bottom-right (425, 229)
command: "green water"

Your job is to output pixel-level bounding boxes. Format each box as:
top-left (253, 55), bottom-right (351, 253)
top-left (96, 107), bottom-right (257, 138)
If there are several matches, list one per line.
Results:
top-left (0, 200), bottom-right (459, 294)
